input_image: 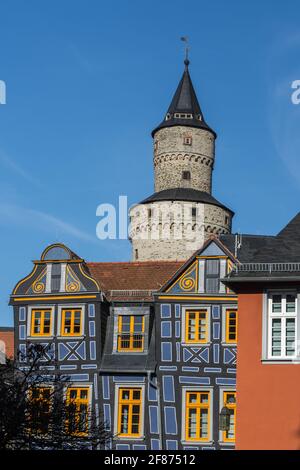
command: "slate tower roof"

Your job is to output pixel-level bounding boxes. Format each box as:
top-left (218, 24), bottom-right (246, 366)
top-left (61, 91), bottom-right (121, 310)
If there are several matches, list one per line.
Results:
top-left (151, 59), bottom-right (216, 137)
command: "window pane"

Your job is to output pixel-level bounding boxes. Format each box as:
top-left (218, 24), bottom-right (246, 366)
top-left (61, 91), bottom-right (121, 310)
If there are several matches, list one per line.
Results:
top-left (122, 390), bottom-right (130, 400)
top-left (286, 318), bottom-right (296, 356)
top-left (200, 409), bottom-right (208, 438)
top-left (121, 316), bottom-right (130, 333)
top-left (188, 408), bottom-right (197, 438)
top-left (120, 334), bottom-right (130, 349)
top-left (188, 393), bottom-right (198, 404)
top-left (120, 405), bottom-right (129, 434)
top-left (200, 393), bottom-right (209, 403)
top-left (272, 295), bottom-right (282, 313)
top-left (133, 316), bottom-right (143, 333)
top-left (271, 319), bottom-right (282, 356)
top-left (132, 390), bottom-right (140, 400)
top-left (286, 295), bottom-right (296, 313)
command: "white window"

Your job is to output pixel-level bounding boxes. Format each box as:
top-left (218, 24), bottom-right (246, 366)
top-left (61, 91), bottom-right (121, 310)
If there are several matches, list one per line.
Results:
top-left (267, 293), bottom-right (297, 359)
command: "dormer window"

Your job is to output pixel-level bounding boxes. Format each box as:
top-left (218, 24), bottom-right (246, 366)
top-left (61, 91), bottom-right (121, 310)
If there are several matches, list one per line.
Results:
top-left (182, 171), bottom-right (191, 181)
top-left (196, 114), bottom-right (202, 121)
top-left (117, 315), bottom-right (145, 352)
top-left (165, 113), bottom-right (171, 121)
top-left (184, 136), bottom-right (192, 145)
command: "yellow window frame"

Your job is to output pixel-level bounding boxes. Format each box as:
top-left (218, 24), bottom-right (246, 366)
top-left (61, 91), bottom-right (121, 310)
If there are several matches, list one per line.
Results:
top-left (185, 391), bottom-right (211, 442)
top-left (223, 391), bottom-right (236, 443)
top-left (30, 309), bottom-right (53, 336)
top-left (66, 387), bottom-right (90, 436)
top-left (117, 387), bottom-right (142, 438)
top-left (61, 308), bottom-right (83, 336)
top-left (226, 310), bottom-right (238, 343)
top-left (117, 315), bottom-right (145, 352)
top-left (29, 386), bottom-right (53, 434)
top-left (185, 310), bottom-right (208, 344)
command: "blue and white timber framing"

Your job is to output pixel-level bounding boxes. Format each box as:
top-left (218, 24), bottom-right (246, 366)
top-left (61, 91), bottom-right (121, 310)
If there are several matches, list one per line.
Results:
top-left (11, 239), bottom-right (237, 450)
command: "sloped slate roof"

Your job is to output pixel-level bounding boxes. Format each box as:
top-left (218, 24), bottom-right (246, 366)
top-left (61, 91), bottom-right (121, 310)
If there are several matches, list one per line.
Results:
top-left (222, 212), bottom-right (300, 283)
top-left (87, 261), bottom-right (183, 300)
top-left (140, 188), bottom-right (234, 214)
top-left (151, 61), bottom-right (216, 138)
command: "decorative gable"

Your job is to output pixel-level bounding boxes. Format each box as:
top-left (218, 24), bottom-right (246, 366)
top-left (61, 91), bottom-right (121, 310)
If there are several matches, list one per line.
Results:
top-left (161, 238), bottom-right (236, 295)
top-left (166, 261), bottom-right (197, 294)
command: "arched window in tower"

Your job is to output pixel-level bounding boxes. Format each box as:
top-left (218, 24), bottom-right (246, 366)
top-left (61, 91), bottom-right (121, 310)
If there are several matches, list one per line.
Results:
top-left (182, 170), bottom-right (191, 181)
top-left (135, 249), bottom-right (139, 260)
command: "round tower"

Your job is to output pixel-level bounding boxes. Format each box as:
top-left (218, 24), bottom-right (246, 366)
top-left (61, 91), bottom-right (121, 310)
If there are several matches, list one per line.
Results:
top-left (129, 59), bottom-right (234, 261)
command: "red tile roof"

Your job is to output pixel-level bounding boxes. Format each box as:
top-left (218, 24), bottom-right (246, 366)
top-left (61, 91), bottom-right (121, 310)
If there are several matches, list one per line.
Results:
top-left (87, 261), bottom-right (183, 300)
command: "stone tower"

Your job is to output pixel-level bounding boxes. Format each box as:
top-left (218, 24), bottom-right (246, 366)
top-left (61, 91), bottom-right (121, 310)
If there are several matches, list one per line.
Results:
top-left (129, 59), bottom-right (234, 261)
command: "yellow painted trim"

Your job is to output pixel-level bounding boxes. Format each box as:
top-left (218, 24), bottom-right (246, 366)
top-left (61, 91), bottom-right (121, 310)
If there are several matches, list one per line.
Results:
top-left (30, 308), bottom-right (53, 337)
top-left (34, 259), bottom-right (84, 264)
top-left (166, 260), bottom-right (197, 293)
top-left (225, 309), bottom-right (238, 344)
top-left (66, 386), bottom-right (90, 437)
top-left (14, 294), bottom-right (97, 301)
top-left (158, 295), bottom-right (237, 301)
top-left (61, 308), bottom-right (83, 336)
top-left (185, 310), bottom-right (208, 344)
top-left (79, 263), bottom-right (101, 291)
top-left (13, 264), bottom-right (38, 295)
top-left (223, 391), bottom-right (236, 443)
top-left (118, 387), bottom-right (142, 438)
top-left (41, 243), bottom-right (73, 261)
top-left (185, 391), bottom-right (211, 442)
top-left (117, 315), bottom-right (145, 352)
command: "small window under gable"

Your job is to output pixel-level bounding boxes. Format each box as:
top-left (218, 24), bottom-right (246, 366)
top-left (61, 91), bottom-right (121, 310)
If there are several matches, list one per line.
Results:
top-left (205, 259), bottom-right (220, 293)
top-left (43, 246), bottom-right (71, 261)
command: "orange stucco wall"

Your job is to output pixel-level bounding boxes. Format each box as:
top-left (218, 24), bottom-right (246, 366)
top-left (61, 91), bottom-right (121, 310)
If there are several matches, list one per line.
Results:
top-left (236, 291), bottom-right (300, 450)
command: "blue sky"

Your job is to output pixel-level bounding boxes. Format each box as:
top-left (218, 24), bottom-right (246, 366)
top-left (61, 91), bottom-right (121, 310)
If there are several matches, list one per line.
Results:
top-left (1, 0), bottom-right (300, 325)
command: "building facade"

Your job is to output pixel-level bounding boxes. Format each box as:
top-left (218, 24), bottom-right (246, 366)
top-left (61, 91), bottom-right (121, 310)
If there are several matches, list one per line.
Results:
top-left (224, 213), bottom-right (300, 450)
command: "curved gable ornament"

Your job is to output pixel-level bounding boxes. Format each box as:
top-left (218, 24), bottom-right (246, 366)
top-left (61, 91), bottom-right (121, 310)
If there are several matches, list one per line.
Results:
top-left (65, 265), bottom-right (84, 293)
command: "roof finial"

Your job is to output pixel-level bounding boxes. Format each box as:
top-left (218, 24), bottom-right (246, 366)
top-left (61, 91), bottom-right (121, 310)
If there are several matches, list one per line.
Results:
top-left (180, 36), bottom-right (190, 68)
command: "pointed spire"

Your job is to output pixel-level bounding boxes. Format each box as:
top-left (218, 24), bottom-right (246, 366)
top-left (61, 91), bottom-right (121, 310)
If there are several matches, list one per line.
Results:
top-left (152, 59), bottom-right (216, 138)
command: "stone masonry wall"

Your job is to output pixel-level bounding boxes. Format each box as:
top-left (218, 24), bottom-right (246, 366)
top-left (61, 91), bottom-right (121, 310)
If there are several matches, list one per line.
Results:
top-left (153, 126), bottom-right (215, 193)
top-left (129, 200), bottom-right (232, 261)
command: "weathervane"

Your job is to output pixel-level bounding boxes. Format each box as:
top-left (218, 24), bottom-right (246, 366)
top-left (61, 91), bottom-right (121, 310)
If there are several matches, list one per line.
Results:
top-left (180, 36), bottom-right (190, 65)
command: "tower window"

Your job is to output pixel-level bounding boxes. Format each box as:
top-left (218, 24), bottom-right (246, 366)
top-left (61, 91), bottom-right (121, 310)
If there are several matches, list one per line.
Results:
top-left (182, 171), bottom-right (191, 181)
top-left (183, 136), bottom-right (192, 145)
top-left (192, 207), bottom-right (197, 219)
top-left (225, 215), bottom-right (229, 225)
top-left (135, 249), bottom-right (138, 260)
top-left (148, 208), bottom-right (152, 219)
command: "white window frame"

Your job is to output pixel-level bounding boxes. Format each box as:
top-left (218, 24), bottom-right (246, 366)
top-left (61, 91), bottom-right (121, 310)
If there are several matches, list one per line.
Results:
top-left (181, 305), bottom-right (211, 346)
top-left (267, 292), bottom-right (297, 360)
top-left (113, 383), bottom-right (145, 441)
top-left (57, 304), bottom-right (85, 339)
top-left (181, 386), bottom-right (214, 445)
top-left (27, 305), bottom-right (55, 338)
